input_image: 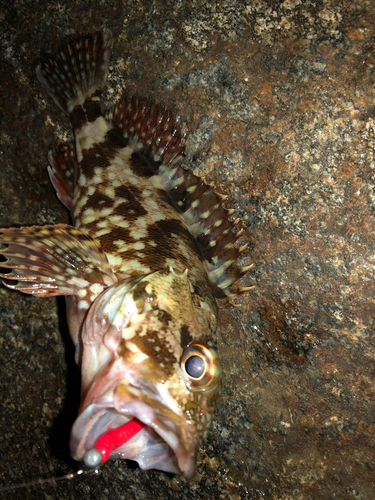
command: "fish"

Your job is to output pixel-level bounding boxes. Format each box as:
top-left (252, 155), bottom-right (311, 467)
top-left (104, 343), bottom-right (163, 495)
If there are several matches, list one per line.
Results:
top-left (0, 32), bottom-right (252, 479)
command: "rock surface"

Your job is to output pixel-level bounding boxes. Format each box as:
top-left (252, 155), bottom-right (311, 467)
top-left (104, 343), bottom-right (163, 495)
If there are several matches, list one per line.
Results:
top-left (1, 0), bottom-right (375, 498)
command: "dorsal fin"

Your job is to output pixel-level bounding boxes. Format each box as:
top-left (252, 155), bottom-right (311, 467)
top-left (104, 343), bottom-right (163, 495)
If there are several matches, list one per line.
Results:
top-left (108, 97), bottom-right (252, 302)
top-left (159, 165), bottom-right (253, 301)
top-left (107, 96), bottom-right (187, 166)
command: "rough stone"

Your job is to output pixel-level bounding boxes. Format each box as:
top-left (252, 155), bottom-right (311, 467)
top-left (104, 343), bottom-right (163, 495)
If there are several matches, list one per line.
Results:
top-left (1, 0), bottom-right (375, 498)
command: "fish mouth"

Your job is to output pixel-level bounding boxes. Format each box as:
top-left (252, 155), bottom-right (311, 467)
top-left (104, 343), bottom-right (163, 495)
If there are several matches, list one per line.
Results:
top-left (70, 383), bottom-right (199, 479)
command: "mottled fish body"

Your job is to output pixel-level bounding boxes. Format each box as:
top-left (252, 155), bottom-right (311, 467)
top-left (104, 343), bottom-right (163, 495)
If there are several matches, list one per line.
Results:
top-left (0, 33), bottom-right (252, 478)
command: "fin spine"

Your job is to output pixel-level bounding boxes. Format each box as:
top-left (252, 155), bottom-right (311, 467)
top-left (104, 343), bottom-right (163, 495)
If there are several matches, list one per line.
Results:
top-left (164, 167), bottom-right (252, 299)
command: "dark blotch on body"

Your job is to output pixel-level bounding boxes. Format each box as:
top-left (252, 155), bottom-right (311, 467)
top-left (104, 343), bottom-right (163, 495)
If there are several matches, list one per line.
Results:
top-left (79, 129), bottom-right (130, 177)
top-left (108, 128), bottom-right (130, 148)
top-left (157, 189), bottom-right (176, 210)
top-left (129, 152), bottom-right (160, 178)
top-left (81, 223), bottom-right (133, 255)
top-left (79, 143), bottom-right (112, 177)
top-left (86, 192), bottom-right (114, 209)
top-left (157, 309), bottom-right (172, 326)
top-left (133, 219), bottom-right (200, 270)
top-left (131, 319), bottom-right (176, 376)
top-left (149, 219), bottom-right (197, 250)
top-left (113, 185), bottom-right (148, 220)
top-left (70, 97), bottom-right (102, 129)
top-left (180, 324), bottom-right (193, 347)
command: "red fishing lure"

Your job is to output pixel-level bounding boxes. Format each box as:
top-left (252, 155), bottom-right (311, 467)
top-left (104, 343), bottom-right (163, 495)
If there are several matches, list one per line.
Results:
top-left (83, 418), bottom-right (146, 467)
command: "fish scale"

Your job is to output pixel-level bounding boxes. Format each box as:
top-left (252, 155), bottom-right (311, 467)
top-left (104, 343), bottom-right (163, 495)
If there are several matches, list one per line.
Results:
top-left (0, 31), bottom-right (253, 479)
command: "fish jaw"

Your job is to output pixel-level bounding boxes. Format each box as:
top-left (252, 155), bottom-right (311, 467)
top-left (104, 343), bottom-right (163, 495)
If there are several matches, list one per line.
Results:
top-left (69, 269), bottom-right (221, 478)
top-left (70, 376), bottom-right (203, 478)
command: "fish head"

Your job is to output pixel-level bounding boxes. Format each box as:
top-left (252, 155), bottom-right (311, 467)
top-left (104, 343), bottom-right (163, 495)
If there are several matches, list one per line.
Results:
top-left (70, 268), bottom-right (221, 478)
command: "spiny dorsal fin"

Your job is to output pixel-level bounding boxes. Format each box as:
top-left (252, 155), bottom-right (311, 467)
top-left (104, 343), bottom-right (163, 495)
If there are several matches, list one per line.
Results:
top-left (108, 96), bottom-right (252, 301)
top-left (159, 165), bottom-right (253, 301)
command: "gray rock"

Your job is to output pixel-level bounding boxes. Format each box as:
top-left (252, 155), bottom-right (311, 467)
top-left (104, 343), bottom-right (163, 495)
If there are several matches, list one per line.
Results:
top-left (1, 1), bottom-right (375, 498)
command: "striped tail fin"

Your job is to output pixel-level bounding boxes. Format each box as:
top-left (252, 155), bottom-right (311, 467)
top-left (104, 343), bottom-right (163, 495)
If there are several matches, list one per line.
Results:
top-left (36, 32), bottom-right (113, 114)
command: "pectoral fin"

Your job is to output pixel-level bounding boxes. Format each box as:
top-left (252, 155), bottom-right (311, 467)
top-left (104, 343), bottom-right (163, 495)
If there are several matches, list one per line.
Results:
top-left (0, 224), bottom-right (116, 297)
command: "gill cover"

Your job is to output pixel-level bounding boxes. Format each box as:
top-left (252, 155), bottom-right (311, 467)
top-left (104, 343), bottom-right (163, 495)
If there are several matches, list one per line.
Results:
top-left (70, 268), bottom-right (222, 478)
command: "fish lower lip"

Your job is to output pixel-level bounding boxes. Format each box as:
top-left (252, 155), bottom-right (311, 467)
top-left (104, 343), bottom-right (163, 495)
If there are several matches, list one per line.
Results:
top-left (70, 398), bottom-right (198, 478)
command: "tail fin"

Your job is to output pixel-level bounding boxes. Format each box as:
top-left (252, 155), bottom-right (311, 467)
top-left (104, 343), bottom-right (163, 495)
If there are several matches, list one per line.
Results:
top-left (36, 32), bottom-right (113, 115)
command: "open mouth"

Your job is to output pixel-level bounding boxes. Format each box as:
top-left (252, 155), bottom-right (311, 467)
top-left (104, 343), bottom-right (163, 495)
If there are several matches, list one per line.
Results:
top-left (70, 390), bottom-right (199, 478)
top-left (82, 417), bottom-right (148, 467)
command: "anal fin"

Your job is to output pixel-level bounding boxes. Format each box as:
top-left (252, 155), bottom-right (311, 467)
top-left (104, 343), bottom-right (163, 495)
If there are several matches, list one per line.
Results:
top-left (47, 144), bottom-right (77, 211)
top-left (0, 225), bottom-right (116, 297)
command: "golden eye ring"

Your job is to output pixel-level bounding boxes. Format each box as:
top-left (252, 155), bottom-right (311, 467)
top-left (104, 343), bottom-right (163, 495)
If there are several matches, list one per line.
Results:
top-left (181, 344), bottom-right (221, 391)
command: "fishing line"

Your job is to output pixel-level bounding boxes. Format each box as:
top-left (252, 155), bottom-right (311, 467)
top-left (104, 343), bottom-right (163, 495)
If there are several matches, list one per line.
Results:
top-left (0, 467), bottom-right (100, 492)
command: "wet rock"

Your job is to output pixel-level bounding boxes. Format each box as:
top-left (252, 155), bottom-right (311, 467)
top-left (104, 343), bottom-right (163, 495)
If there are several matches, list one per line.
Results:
top-left (1, 1), bottom-right (375, 498)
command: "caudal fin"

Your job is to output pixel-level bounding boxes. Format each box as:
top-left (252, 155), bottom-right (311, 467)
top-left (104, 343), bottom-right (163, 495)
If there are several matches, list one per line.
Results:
top-left (36, 32), bottom-right (113, 115)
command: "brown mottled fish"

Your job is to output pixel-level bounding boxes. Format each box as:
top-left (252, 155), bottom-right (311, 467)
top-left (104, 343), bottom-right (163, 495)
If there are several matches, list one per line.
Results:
top-left (0, 32), bottom-right (252, 479)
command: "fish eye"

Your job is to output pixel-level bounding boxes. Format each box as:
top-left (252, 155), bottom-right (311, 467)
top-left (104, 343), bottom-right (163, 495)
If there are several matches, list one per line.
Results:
top-left (185, 354), bottom-right (206, 379)
top-left (181, 344), bottom-right (221, 391)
